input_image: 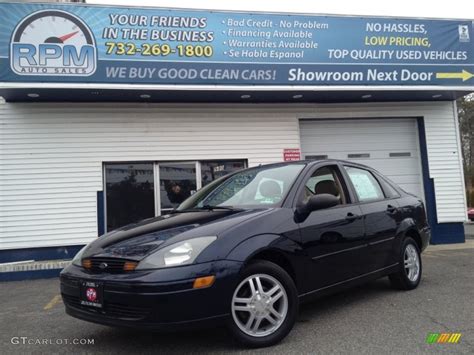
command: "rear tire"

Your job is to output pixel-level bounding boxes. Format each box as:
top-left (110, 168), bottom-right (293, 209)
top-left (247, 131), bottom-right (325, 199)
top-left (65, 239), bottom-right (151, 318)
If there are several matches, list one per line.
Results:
top-left (389, 237), bottom-right (422, 290)
top-left (227, 260), bottom-right (298, 348)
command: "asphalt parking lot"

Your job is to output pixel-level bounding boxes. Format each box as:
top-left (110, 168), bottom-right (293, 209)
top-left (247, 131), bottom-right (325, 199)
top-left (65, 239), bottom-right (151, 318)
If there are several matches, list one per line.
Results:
top-left (1, 240), bottom-right (473, 355)
top-left (465, 222), bottom-right (474, 238)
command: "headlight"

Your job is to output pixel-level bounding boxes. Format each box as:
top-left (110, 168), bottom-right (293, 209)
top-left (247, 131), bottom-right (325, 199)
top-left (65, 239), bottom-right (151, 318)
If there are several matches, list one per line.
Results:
top-left (71, 245), bottom-right (88, 266)
top-left (136, 236), bottom-right (217, 269)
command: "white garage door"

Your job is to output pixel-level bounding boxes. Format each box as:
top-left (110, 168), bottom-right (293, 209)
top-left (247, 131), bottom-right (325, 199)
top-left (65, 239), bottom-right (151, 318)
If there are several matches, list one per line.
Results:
top-left (299, 118), bottom-right (424, 200)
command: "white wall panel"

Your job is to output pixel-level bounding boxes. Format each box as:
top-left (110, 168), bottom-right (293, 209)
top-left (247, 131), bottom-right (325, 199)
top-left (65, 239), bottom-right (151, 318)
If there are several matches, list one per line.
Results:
top-left (0, 103), bottom-right (300, 249)
top-left (0, 101), bottom-right (466, 250)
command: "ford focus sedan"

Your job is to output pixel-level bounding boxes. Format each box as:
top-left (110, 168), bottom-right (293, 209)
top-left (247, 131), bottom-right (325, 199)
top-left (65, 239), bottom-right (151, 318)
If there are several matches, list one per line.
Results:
top-left (61, 160), bottom-right (430, 347)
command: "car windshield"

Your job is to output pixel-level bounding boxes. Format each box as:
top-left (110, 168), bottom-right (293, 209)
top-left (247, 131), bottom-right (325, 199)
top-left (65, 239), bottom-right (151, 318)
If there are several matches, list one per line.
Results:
top-left (177, 164), bottom-right (305, 210)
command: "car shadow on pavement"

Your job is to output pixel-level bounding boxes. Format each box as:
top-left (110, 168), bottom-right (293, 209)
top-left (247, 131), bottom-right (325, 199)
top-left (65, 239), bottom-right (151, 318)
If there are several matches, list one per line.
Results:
top-left (88, 278), bottom-right (395, 353)
top-left (94, 323), bottom-right (234, 352)
top-left (297, 277), bottom-right (394, 323)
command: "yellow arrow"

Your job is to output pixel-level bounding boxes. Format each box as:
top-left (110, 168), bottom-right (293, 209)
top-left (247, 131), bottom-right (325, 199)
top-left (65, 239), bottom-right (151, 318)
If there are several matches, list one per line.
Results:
top-left (436, 70), bottom-right (473, 82)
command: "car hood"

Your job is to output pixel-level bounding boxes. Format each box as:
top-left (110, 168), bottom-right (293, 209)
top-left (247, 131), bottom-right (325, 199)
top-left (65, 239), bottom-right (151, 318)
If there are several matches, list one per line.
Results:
top-left (81, 208), bottom-right (272, 260)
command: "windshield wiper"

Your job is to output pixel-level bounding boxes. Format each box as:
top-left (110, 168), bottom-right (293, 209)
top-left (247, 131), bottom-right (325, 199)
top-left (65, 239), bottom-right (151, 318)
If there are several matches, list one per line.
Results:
top-left (198, 205), bottom-right (239, 211)
top-left (169, 205), bottom-right (240, 214)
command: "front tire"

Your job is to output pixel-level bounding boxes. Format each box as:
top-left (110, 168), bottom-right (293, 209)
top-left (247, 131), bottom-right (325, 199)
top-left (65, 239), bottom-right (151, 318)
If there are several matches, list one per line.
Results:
top-left (389, 237), bottom-right (422, 290)
top-left (227, 260), bottom-right (298, 348)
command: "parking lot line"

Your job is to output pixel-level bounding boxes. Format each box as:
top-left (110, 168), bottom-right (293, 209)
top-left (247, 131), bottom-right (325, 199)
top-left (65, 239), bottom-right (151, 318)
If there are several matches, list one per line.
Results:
top-left (44, 294), bottom-right (62, 311)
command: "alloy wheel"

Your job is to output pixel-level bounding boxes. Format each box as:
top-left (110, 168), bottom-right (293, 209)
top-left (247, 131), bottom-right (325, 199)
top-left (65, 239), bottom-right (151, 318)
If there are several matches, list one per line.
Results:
top-left (231, 273), bottom-right (288, 337)
top-left (404, 244), bottom-right (420, 282)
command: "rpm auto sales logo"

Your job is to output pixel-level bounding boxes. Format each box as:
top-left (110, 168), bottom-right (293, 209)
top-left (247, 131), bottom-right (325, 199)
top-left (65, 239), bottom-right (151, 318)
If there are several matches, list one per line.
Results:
top-left (86, 287), bottom-right (97, 302)
top-left (10, 9), bottom-right (96, 76)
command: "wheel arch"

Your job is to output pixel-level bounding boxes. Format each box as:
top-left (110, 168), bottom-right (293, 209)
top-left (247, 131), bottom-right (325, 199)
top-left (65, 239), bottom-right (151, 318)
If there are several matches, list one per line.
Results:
top-left (226, 234), bottom-right (303, 292)
top-left (405, 228), bottom-right (423, 251)
top-left (246, 249), bottom-right (298, 289)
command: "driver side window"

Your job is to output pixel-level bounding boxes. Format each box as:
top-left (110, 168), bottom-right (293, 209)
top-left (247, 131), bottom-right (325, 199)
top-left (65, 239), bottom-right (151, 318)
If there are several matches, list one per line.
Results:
top-left (302, 166), bottom-right (348, 205)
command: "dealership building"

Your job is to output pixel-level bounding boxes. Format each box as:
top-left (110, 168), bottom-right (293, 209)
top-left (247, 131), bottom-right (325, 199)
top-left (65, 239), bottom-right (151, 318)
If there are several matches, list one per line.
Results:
top-left (0, 2), bottom-right (472, 279)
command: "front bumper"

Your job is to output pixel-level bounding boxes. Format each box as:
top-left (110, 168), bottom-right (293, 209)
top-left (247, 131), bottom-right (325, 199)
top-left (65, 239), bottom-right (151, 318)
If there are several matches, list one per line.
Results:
top-left (60, 260), bottom-right (243, 330)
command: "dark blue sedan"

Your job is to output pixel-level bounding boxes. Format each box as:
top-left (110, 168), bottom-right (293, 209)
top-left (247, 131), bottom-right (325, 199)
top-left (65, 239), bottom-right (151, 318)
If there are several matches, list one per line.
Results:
top-left (61, 160), bottom-right (430, 347)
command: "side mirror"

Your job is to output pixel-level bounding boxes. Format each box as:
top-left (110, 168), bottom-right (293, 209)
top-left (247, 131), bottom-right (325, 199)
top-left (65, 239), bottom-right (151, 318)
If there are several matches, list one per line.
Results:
top-left (306, 194), bottom-right (340, 212)
top-left (295, 194), bottom-right (340, 221)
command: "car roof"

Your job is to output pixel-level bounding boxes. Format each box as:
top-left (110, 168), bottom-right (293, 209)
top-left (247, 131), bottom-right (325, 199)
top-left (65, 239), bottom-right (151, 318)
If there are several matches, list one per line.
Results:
top-left (252, 159), bottom-right (377, 171)
top-left (306, 159), bottom-right (378, 170)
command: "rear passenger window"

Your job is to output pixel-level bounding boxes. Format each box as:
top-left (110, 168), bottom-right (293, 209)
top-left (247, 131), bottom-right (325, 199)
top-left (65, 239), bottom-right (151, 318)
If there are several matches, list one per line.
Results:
top-left (376, 174), bottom-right (400, 198)
top-left (344, 166), bottom-right (385, 202)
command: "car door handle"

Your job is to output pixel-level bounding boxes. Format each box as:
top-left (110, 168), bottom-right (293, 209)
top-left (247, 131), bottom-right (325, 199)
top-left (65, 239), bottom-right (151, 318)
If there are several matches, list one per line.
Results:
top-left (386, 205), bottom-right (398, 214)
top-left (345, 212), bottom-right (360, 221)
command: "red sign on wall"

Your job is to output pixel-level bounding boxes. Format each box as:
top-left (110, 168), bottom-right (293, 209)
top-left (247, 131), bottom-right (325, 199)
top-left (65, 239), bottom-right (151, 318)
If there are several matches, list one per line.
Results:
top-left (283, 148), bottom-right (301, 161)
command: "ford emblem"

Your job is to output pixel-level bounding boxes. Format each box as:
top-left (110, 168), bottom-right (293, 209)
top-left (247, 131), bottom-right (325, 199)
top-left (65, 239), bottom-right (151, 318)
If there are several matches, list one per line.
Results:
top-left (99, 262), bottom-right (108, 269)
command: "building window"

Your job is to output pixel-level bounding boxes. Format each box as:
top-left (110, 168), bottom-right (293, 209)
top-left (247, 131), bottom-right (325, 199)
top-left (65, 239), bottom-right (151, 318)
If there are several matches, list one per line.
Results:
top-left (348, 153), bottom-right (370, 159)
top-left (105, 163), bottom-right (155, 231)
top-left (305, 155), bottom-right (328, 160)
top-left (200, 160), bottom-right (247, 187)
top-left (159, 162), bottom-right (197, 212)
top-left (389, 152), bottom-right (411, 157)
top-left (104, 159), bottom-right (247, 232)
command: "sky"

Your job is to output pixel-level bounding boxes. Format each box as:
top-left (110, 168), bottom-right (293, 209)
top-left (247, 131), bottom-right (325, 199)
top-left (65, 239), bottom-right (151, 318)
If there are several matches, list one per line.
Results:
top-left (86, 0), bottom-right (474, 20)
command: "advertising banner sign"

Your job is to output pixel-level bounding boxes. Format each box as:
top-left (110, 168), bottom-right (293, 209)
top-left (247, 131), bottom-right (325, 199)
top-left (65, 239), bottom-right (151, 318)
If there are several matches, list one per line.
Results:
top-left (0, 2), bottom-right (473, 87)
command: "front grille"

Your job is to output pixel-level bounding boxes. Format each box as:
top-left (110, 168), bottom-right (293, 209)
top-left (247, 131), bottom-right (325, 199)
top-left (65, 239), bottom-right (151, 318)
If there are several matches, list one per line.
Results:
top-left (62, 294), bottom-right (151, 320)
top-left (105, 303), bottom-right (150, 319)
top-left (60, 275), bottom-right (80, 287)
top-left (83, 257), bottom-right (136, 273)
